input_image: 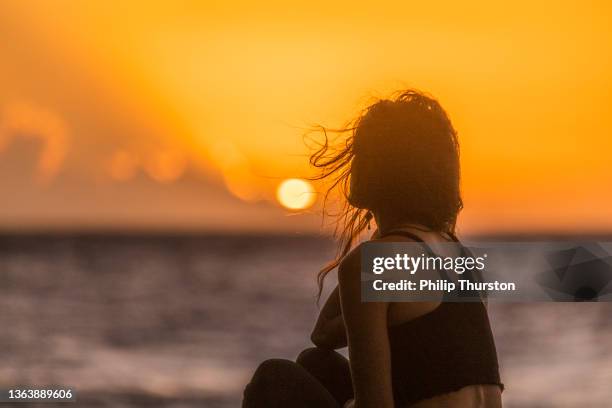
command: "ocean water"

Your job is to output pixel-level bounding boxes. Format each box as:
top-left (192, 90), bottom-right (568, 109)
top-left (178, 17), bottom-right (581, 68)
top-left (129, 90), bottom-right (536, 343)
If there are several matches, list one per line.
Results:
top-left (0, 234), bottom-right (611, 407)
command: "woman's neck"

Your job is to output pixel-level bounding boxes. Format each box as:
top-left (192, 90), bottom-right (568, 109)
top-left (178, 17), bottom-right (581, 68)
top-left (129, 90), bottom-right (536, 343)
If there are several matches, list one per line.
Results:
top-left (373, 213), bottom-right (431, 236)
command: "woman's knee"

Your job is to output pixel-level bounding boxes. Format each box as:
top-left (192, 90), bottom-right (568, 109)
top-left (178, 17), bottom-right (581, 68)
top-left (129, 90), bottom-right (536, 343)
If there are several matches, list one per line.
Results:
top-left (297, 347), bottom-right (344, 368)
top-left (244, 358), bottom-right (341, 408)
top-left (295, 347), bottom-right (352, 405)
top-left (250, 359), bottom-right (295, 385)
top-left (244, 359), bottom-right (295, 405)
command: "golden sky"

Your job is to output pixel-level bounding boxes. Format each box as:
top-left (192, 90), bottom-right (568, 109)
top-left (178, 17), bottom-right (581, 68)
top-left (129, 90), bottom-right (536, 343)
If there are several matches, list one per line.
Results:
top-left (1, 1), bottom-right (611, 234)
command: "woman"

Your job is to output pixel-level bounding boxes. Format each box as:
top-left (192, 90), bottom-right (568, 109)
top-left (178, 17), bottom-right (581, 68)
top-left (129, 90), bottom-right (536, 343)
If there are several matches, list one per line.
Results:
top-left (243, 90), bottom-right (503, 407)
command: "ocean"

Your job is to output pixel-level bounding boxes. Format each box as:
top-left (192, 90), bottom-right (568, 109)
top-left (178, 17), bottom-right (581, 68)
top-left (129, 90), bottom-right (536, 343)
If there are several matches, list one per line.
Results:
top-left (1, 234), bottom-right (611, 407)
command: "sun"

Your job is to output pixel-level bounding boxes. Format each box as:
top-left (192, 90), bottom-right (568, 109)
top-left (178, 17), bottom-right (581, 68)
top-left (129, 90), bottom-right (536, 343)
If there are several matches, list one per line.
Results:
top-left (276, 178), bottom-right (316, 210)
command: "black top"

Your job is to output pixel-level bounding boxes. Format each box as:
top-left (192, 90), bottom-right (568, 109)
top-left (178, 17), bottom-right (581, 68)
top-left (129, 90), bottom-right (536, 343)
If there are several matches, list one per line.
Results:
top-left (380, 230), bottom-right (503, 406)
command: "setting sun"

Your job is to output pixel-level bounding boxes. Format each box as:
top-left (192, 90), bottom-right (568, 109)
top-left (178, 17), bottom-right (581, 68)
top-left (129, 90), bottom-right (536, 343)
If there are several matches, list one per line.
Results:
top-left (276, 178), bottom-right (316, 210)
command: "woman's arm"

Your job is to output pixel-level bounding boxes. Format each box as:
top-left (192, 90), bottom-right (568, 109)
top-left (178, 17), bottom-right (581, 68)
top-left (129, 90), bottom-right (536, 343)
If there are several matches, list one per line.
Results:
top-left (311, 229), bottom-right (381, 349)
top-left (339, 251), bottom-right (394, 408)
top-left (310, 228), bottom-right (382, 349)
top-left (311, 286), bottom-right (348, 349)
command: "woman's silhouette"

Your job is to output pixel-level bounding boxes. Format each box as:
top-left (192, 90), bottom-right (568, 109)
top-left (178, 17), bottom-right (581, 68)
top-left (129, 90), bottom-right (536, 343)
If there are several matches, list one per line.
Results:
top-left (243, 90), bottom-right (503, 407)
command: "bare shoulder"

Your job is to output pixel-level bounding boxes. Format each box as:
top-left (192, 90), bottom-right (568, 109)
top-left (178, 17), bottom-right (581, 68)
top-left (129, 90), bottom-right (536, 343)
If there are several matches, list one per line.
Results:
top-left (338, 241), bottom-right (389, 316)
top-left (337, 243), bottom-right (363, 283)
top-left (337, 239), bottom-right (394, 294)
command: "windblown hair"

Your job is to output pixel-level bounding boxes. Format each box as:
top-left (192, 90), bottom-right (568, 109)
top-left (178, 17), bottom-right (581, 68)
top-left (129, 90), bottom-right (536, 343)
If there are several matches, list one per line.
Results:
top-left (310, 89), bottom-right (462, 299)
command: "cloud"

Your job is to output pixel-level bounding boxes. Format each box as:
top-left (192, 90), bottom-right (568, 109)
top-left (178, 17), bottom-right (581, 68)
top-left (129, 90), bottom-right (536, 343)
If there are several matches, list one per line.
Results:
top-left (0, 102), bottom-right (69, 183)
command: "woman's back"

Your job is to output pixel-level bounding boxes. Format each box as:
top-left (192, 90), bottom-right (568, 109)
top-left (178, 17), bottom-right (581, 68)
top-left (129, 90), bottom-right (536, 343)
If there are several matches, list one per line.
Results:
top-left (377, 227), bottom-right (503, 407)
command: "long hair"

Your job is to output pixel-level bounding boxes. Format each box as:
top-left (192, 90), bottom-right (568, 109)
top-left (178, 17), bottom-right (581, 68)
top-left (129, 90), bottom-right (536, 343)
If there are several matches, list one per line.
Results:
top-left (310, 89), bottom-right (462, 299)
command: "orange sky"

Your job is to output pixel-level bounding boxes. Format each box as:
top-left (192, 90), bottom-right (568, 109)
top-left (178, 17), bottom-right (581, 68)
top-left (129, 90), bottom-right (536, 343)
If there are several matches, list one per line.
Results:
top-left (1, 1), bottom-right (611, 234)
